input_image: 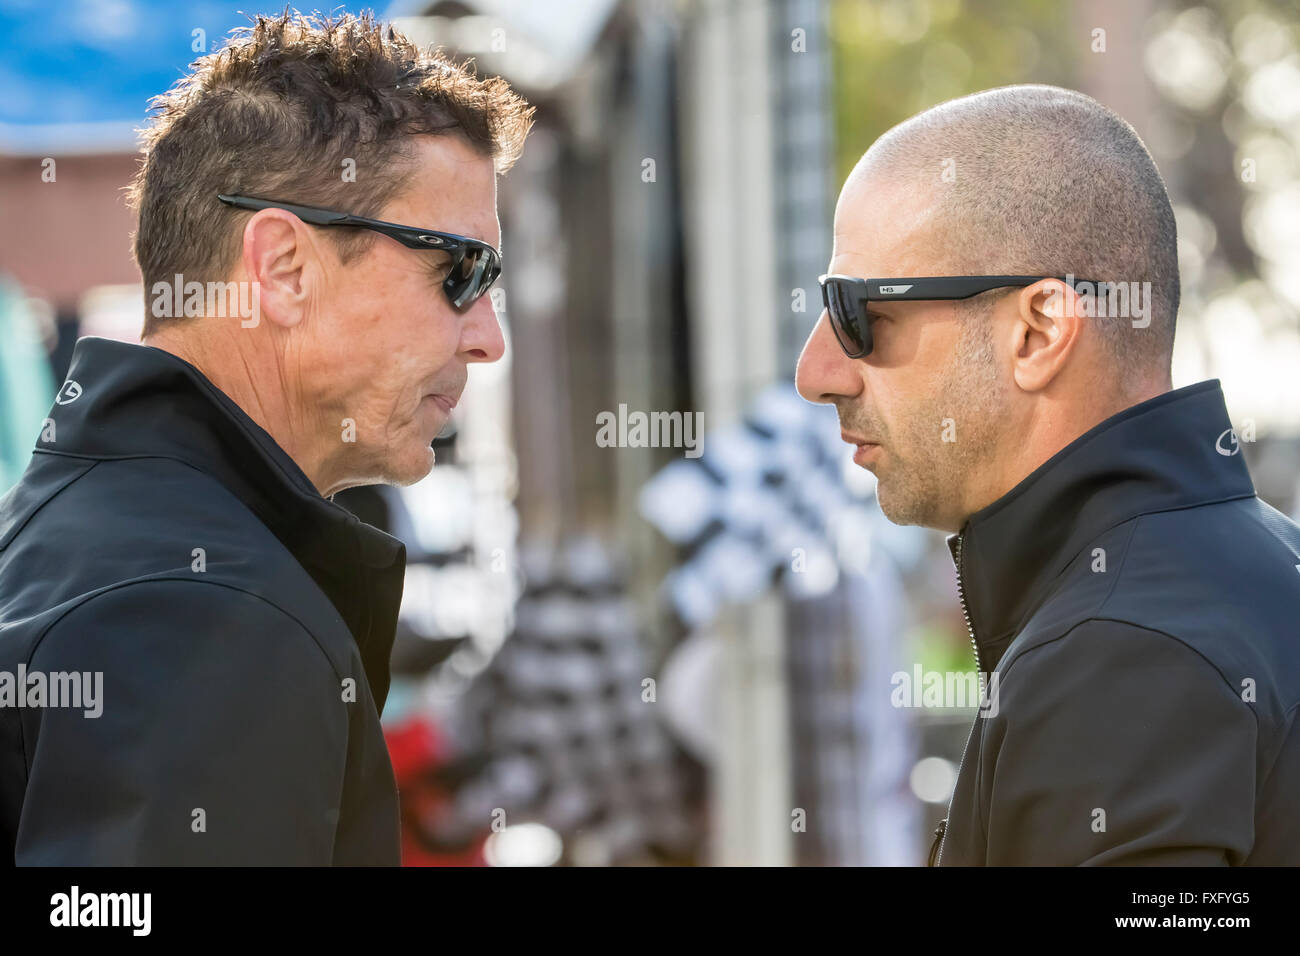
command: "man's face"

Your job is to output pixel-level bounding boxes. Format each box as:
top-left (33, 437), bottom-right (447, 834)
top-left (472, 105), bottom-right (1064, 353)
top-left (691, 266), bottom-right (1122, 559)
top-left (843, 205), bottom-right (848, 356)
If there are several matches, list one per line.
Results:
top-left (304, 135), bottom-right (505, 489)
top-left (795, 171), bottom-right (1007, 533)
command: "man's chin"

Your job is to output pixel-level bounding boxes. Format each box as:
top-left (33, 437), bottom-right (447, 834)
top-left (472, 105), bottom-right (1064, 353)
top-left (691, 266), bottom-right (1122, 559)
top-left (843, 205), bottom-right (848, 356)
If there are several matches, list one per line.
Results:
top-left (382, 445), bottom-right (438, 487)
top-left (875, 482), bottom-right (964, 533)
top-left (874, 489), bottom-right (913, 527)
top-left (873, 478), bottom-right (928, 529)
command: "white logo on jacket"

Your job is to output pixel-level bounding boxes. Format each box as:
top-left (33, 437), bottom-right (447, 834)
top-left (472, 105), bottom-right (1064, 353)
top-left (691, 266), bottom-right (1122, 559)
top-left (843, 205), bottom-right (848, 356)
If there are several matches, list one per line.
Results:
top-left (55, 380), bottom-right (82, 405)
top-left (1215, 428), bottom-right (1240, 456)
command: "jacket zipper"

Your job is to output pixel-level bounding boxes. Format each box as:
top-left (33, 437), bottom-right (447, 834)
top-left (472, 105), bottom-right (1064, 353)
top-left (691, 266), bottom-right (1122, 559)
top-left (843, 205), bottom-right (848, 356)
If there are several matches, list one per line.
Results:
top-left (928, 818), bottom-right (947, 866)
top-left (954, 534), bottom-right (981, 676)
top-left (931, 532), bottom-right (980, 866)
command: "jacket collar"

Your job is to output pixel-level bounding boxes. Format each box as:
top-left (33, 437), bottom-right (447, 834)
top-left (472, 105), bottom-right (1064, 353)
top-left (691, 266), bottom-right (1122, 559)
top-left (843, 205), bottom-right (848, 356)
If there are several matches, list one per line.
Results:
top-left (949, 379), bottom-right (1255, 671)
top-left (45, 336), bottom-right (406, 709)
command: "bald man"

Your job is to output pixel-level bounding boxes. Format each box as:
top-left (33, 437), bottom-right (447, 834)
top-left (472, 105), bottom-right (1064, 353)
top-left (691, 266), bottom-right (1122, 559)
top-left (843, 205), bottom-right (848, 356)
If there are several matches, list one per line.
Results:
top-left (797, 85), bottom-right (1300, 866)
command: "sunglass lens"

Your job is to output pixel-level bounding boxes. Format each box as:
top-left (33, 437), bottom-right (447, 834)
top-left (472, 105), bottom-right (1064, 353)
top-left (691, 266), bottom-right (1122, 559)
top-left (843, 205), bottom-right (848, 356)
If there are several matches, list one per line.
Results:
top-left (482, 257), bottom-right (501, 298)
top-left (444, 246), bottom-right (500, 310)
top-left (825, 279), bottom-right (870, 357)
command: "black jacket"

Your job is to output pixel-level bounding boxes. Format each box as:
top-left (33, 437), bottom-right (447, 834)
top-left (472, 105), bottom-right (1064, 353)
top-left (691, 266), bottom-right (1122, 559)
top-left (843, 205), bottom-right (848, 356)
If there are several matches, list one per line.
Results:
top-left (0, 337), bottom-right (405, 865)
top-left (929, 380), bottom-right (1300, 865)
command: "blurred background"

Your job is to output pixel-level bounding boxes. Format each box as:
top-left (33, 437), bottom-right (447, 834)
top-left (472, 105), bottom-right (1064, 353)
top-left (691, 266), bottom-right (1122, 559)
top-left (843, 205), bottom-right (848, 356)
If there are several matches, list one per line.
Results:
top-left (1, 0), bottom-right (1298, 865)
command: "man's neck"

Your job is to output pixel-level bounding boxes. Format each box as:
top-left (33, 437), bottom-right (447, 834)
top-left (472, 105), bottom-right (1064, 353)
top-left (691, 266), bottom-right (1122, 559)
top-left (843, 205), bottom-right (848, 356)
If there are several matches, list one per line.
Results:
top-left (964, 377), bottom-right (1172, 528)
top-left (143, 327), bottom-right (334, 496)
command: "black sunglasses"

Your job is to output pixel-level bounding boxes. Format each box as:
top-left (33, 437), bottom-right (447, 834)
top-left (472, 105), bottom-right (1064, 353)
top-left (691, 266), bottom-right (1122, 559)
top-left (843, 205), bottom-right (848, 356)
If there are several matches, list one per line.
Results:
top-left (217, 194), bottom-right (502, 310)
top-left (817, 274), bottom-right (1097, 358)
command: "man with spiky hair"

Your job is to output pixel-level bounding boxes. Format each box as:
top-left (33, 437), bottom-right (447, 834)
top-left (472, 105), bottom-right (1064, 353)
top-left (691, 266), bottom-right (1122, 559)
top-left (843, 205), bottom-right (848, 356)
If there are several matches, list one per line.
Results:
top-left (798, 85), bottom-right (1300, 865)
top-left (0, 12), bottom-right (532, 865)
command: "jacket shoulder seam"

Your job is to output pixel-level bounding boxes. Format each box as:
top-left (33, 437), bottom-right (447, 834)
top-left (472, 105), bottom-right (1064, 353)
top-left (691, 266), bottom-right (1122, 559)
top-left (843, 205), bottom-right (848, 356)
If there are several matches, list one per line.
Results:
top-left (1094, 515), bottom-right (1142, 617)
top-left (18, 576), bottom-right (345, 798)
top-left (0, 458), bottom-right (99, 553)
top-left (998, 616), bottom-right (1258, 730)
top-left (26, 575), bottom-right (343, 683)
top-left (1032, 496), bottom-right (1256, 632)
top-left (980, 616), bottom-right (1262, 850)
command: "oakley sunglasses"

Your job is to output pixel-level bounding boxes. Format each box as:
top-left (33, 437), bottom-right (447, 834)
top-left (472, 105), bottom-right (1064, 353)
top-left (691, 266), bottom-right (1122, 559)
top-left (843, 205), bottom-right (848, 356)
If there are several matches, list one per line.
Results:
top-left (217, 194), bottom-right (502, 310)
top-left (818, 274), bottom-right (1096, 358)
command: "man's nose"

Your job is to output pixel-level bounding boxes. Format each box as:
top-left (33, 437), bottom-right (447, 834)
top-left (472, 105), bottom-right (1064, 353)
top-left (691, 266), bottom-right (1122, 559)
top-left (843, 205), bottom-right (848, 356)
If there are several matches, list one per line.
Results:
top-left (459, 294), bottom-right (506, 363)
top-left (795, 310), bottom-right (860, 404)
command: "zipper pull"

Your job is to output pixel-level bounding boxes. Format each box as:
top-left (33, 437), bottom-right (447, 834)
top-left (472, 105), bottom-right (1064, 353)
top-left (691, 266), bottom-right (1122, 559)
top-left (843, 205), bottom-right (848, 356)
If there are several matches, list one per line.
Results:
top-left (928, 818), bottom-right (947, 867)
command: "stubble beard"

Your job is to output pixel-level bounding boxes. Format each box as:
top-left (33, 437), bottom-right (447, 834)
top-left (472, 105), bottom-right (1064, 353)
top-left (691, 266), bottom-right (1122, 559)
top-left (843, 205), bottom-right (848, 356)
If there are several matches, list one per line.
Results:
top-left (848, 313), bottom-right (1003, 531)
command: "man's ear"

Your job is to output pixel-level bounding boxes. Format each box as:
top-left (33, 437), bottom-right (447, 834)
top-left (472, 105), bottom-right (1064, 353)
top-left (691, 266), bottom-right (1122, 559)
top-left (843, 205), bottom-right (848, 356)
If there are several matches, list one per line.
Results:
top-left (239, 210), bottom-right (317, 330)
top-left (1007, 278), bottom-right (1085, 393)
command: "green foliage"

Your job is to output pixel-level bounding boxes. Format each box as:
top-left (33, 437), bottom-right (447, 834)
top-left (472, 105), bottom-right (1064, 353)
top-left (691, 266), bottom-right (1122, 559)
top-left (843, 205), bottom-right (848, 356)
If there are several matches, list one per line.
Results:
top-left (829, 0), bottom-right (1073, 181)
